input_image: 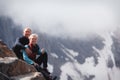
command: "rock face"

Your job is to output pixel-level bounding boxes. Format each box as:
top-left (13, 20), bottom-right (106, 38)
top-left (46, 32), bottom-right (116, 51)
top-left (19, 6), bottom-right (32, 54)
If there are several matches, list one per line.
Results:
top-left (11, 72), bottom-right (44, 80)
top-left (0, 40), bottom-right (16, 57)
top-left (0, 40), bottom-right (45, 80)
top-left (0, 72), bottom-right (10, 80)
top-left (0, 57), bottom-right (37, 76)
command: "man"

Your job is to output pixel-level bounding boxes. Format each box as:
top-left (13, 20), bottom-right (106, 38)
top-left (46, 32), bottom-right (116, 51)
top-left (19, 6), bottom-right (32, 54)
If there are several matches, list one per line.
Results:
top-left (22, 33), bottom-right (49, 72)
top-left (12, 27), bottom-right (32, 59)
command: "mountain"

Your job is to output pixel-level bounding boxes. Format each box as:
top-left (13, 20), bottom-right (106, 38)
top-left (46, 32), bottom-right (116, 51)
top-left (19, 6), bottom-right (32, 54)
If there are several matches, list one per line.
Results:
top-left (0, 16), bottom-right (22, 48)
top-left (0, 16), bottom-right (120, 80)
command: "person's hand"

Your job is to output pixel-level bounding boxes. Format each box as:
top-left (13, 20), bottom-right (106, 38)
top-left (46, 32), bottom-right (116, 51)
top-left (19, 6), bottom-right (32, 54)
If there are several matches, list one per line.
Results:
top-left (25, 48), bottom-right (32, 54)
top-left (33, 62), bottom-right (39, 67)
top-left (41, 48), bottom-right (45, 54)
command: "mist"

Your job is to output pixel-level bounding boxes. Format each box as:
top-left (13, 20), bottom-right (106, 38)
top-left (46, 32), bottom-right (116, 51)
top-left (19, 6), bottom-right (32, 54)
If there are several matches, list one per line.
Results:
top-left (0, 0), bottom-right (120, 39)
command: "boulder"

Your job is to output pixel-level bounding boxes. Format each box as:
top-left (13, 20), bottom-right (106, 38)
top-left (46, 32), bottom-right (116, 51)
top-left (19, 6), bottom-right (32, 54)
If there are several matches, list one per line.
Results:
top-left (0, 72), bottom-right (11, 80)
top-left (11, 72), bottom-right (45, 80)
top-left (0, 40), bottom-right (16, 57)
top-left (0, 40), bottom-right (45, 80)
top-left (0, 57), bottom-right (37, 76)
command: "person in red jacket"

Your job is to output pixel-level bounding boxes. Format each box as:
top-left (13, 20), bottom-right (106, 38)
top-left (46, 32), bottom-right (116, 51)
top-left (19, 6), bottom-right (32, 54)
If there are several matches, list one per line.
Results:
top-left (22, 33), bottom-right (48, 72)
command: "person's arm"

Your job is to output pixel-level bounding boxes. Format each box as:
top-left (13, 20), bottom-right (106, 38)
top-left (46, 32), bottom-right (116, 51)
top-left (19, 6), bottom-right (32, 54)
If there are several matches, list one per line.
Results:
top-left (24, 45), bottom-right (32, 54)
top-left (14, 37), bottom-right (26, 50)
top-left (22, 50), bottom-right (34, 64)
top-left (38, 48), bottom-right (46, 55)
top-left (35, 44), bottom-right (41, 55)
top-left (38, 49), bottom-right (42, 55)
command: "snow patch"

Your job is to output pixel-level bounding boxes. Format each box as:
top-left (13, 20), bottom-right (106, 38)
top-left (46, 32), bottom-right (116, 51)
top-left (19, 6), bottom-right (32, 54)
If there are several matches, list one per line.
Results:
top-left (59, 32), bottom-right (120, 80)
top-left (60, 62), bottom-right (83, 80)
top-left (50, 53), bottom-right (59, 58)
top-left (61, 45), bottom-right (79, 61)
top-left (48, 63), bottom-right (54, 73)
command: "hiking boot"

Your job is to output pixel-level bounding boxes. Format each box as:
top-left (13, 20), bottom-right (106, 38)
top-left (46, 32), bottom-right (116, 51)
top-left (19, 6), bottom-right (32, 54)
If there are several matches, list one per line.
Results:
top-left (43, 68), bottom-right (51, 74)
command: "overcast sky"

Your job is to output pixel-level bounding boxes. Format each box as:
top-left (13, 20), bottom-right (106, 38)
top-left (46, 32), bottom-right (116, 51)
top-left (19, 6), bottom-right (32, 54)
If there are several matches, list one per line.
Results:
top-left (0, 0), bottom-right (120, 39)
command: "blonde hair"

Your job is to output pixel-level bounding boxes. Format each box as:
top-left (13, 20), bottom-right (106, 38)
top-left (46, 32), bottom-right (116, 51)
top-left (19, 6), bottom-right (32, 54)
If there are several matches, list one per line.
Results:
top-left (29, 33), bottom-right (38, 39)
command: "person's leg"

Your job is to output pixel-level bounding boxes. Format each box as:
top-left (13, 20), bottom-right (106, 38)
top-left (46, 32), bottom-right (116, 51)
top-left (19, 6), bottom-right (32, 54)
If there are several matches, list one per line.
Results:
top-left (35, 52), bottom-right (50, 74)
top-left (42, 52), bottom-right (48, 68)
top-left (35, 52), bottom-right (48, 68)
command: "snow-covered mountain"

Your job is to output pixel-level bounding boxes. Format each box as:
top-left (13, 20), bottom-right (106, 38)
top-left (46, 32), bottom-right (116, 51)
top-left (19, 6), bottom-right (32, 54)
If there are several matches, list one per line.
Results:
top-left (0, 16), bottom-right (120, 80)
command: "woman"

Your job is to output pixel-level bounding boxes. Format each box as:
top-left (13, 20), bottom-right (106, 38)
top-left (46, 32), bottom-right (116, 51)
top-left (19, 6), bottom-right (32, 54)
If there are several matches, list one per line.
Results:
top-left (22, 33), bottom-right (48, 72)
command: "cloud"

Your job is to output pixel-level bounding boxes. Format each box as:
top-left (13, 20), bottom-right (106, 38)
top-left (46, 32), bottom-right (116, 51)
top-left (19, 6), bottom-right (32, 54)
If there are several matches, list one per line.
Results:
top-left (1, 0), bottom-right (120, 39)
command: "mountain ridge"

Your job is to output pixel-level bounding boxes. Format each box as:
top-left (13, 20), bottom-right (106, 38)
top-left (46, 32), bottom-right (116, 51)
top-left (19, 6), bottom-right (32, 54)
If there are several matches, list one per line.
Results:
top-left (0, 16), bottom-right (120, 80)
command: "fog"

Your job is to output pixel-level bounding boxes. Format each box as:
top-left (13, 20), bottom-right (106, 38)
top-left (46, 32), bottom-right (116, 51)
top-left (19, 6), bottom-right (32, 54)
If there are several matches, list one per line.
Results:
top-left (0, 0), bottom-right (120, 39)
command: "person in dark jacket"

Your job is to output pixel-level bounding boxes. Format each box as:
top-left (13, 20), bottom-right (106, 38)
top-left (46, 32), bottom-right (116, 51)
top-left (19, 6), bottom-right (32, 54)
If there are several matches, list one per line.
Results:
top-left (12, 27), bottom-right (32, 59)
top-left (22, 33), bottom-right (49, 71)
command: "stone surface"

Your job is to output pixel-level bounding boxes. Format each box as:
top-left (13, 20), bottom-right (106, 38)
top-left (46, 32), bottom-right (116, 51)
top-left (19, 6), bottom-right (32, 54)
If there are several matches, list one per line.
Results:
top-left (0, 57), bottom-right (37, 76)
top-left (0, 41), bottom-right (45, 80)
top-left (0, 72), bottom-right (11, 80)
top-left (11, 72), bottom-right (45, 80)
top-left (0, 40), bottom-right (16, 57)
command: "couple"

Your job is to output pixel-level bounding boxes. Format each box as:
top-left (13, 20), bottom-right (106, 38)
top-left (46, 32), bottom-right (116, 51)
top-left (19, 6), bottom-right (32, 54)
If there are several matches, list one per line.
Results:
top-left (12, 27), bottom-right (49, 73)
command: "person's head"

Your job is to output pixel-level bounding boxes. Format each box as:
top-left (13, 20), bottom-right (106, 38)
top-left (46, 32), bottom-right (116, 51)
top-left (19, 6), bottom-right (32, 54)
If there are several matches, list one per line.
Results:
top-left (29, 33), bottom-right (38, 45)
top-left (23, 27), bottom-right (32, 38)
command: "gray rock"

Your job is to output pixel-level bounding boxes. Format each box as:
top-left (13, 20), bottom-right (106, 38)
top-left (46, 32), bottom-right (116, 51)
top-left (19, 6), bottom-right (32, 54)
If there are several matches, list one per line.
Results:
top-left (0, 72), bottom-right (11, 80)
top-left (0, 41), bottom-right (45, 80)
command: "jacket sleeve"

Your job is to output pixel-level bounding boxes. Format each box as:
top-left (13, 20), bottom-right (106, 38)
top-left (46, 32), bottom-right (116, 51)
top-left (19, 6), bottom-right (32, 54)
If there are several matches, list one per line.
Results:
top-left (22, 50), bottom-right (34, 64)
top-left (14, 37), bottom-right (26, 50)
top-left (37, 49), bottom-right (42, 55)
